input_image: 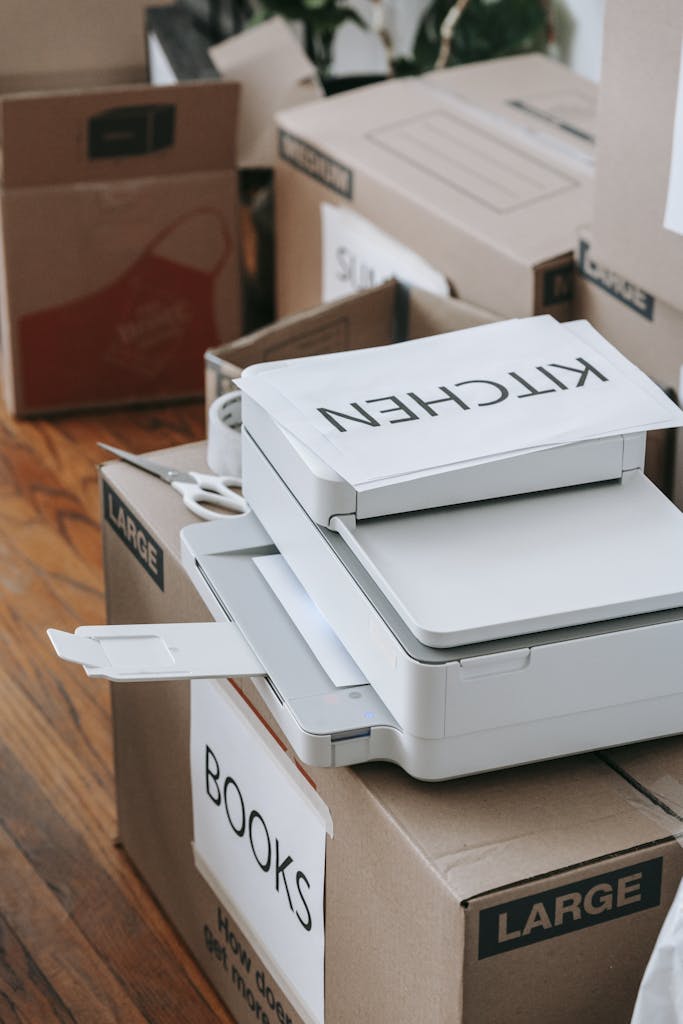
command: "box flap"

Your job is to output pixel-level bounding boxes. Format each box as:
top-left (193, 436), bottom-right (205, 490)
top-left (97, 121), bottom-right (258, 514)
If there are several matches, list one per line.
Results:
top-left (592, 0), bottom-right (683, 312)
top-left (355, 756), bottom-right (677, 901)
top-left (209, 15), bottom-right (322, 168)
top-left (0, 79), bottom-right (238, 188)
top-left (0, 0), bottom-right (170, 93)
top-left (276, 54), bottom-right (594, 267)
top-left (602, 738), bottom-right (683, 823)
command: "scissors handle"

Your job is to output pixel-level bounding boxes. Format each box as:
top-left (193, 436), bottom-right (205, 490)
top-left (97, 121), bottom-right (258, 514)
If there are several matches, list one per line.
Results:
top-left (171, 477), bottom-right (248, 520)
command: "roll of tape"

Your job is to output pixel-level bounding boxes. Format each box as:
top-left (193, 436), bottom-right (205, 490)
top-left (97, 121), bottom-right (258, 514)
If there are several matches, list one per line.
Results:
top-left (207, 391), bottom-right (243, 478)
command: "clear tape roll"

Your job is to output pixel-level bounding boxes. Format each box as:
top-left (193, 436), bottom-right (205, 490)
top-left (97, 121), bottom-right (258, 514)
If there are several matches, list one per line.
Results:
top-left (207, 391), bottom-right (243, 478)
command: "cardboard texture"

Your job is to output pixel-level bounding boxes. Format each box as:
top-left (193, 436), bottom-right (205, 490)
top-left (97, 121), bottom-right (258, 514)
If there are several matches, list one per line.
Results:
top-left (204, 280), bottom-right (496, 408)
top-left (102, 442), bottom-right (683, 1024)
top-left (0, 80), bottom-right (241, 416)
top-left (573, 229), bottom-right (680, 501)
top-left (274, 54), bottom-right (595, 320)
top-left (209, 16), bottom-right (323, 170)
top-left (592, 0), bottom-right (683, 313)
top-left (0, 0), bottom-right (169, 94)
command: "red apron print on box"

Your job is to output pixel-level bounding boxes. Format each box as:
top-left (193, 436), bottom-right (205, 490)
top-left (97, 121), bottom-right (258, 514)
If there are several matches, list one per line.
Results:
top-left (18, 208), bottom-right (232, 410)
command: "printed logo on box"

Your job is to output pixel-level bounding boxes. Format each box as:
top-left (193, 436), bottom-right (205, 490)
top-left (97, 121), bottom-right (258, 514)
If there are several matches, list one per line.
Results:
top-left (577, 239), bottom-right (655, 321)
top-left (279, 130), bottom-right (353, 198)
top-left (478, 857), bottom-right (663, 959)
top-left (103, 481), bottom-right (164, 590)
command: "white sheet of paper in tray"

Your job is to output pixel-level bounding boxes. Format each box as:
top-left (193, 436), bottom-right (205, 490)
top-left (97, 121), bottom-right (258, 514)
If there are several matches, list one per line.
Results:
top-left (237, 315), bottom-right (683, 488)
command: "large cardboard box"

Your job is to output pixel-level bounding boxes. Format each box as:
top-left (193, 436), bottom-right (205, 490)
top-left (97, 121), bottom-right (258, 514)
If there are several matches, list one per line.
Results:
top-left (592, 0), bottom-right (683, 313)
top-left (101, 443), bottom-right (683, 1024)
top-left (0, 80), bottom-right (241, 416)
top-left (204, 280), bottom-right (496, 408)
top-left (573, 228), bottom-right (683, 500)
top-left (274, 54), bottom-right (596, 320)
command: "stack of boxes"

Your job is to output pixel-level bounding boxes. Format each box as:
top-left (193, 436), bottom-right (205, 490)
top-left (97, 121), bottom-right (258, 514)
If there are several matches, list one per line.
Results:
top-left (11, 2), bottom-right (683, 1020)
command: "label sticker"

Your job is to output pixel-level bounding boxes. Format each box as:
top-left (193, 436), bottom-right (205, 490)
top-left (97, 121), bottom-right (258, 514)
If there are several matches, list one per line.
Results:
top-left (191, 679), bottom-right (332, 1024)
top-left (577, 239), bottom-right (654, 321)
top-left (321, 203), bottom-right (450, 303)
top-left (279, 130), bottom-right (353, 198)
top-left (102, 481), bottom-right (164, 590)
top-left (478, 857), bottom-right (663, 959)
top-left (238, 317), bottom-right (683, 488)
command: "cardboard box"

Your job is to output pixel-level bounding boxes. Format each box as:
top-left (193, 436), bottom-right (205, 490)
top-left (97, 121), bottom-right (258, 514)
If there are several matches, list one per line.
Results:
top-left (274, 53), bottom-right (596, 319)
top-left (102, 442), bottom-right (683, 1024)
top-left (0, 80), bottom-right (241, 416)
top-left (0, 0), bottom-right (168, 94)
top-left (573, 228), bottom-right (682, 499)
top-left (592, 0), bottom-right (683, 313)
top-left (204, 280), bottom-right (497, 409)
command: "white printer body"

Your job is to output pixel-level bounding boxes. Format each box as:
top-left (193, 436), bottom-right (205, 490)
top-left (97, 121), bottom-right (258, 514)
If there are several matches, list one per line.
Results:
top-left (49, 317), bottom-right (683, 780)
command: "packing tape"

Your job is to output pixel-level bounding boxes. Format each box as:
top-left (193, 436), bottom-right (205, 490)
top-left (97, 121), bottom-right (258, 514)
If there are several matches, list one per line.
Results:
top-left (207, 391), bottom-right (243, 478)
top-left (599, 751), bottom-right (683, 846)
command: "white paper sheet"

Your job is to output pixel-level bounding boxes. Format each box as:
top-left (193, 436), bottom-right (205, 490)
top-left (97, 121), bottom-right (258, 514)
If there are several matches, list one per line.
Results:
top-left (664, 38), bottom-right (683, 237)
top-left (254, 554), bottom-right (367, 689)
top-left (191, 678), bottom-right (331, 1024)
top-left (320, 202), bottom-right (450, 302)
top-left (238, 315), bottom-right (683, 488)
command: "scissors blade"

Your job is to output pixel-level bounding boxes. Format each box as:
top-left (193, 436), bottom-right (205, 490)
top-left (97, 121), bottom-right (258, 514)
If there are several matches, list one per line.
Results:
top-left (97, 442), bottom-right (191, 484)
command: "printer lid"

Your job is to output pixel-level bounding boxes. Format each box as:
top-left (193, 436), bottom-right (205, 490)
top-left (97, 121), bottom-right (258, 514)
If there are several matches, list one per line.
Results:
top-left (329, 470), bottom-right (683, 648)
top-left (239, 317), bottom-right (682, 526)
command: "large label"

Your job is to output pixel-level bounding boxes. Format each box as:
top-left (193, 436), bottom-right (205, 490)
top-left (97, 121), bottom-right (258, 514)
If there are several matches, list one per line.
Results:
top-left (190, 679), bottom-right (332, 1024)
top-left (102, 481), bottom-right (164, 590)
top-left (279, 130), bottom-right (353, 198)
top-left (577, 239), bottom-right (654, 320)
top-left (478, 857), bottom-right (663, 959)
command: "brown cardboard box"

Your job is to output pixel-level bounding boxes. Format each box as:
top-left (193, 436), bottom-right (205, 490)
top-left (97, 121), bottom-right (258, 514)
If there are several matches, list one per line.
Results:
top-left (208, 16), bottom-right (322, 170)
top-left (204, 280), bottom-right (497, 409)
top-left (592, 0), bottom-right (683, 314)
top-left (101, 442), bottom-right (683, 1024)
top-left (573, 228), bottom-right (683, 499)
top-left (0, 80), bottom-right (241, 416)
top-left (0, 0), bottom-right (169, 94)
top-left (274, 54), bottom-right (595, 320)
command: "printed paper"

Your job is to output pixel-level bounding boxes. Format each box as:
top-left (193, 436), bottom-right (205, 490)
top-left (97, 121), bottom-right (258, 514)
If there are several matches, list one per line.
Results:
top-left (238, 315), bottom-right (683, 488)
top-left (664, 38), bottom-right (683, 237)
top-left (255, 554), bottom-right (367, 689)
top-left (191, 678), bottom-right (332, 1024)
top-left (321, 202), bottom-right (450, 302)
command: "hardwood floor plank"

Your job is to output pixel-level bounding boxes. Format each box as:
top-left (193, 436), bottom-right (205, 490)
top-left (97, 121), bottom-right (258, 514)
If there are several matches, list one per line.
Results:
top-left (1, 830), bottom-right (149, 1024)
top-left (0, 400), bottom-right (235, 1023)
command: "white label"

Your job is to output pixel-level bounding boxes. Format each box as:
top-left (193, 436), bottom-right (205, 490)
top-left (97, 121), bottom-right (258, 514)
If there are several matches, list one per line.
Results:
top-left (320, 202), bottom-right (450, 302)
top-left (238, 316), bottom-right (683, 488)
top-left (664, 38), bottom-right (683, 236)
top-left (191, 678), bottom-right (332, 1024)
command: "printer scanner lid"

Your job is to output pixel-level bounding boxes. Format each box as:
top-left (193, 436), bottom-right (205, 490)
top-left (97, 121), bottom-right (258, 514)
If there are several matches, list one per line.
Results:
top-left (328, 469), bottom-right (683, 647)
top-left (239, 317), bottom-right (681, 527)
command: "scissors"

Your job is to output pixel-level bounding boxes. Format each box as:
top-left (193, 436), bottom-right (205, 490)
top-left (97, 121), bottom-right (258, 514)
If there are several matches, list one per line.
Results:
top-left (98, 443), bottom-right (248, 520)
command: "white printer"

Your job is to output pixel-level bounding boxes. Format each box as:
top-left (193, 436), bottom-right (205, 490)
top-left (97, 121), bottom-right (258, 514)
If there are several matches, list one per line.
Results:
top-left (49, 317), bottom-right (683, 780)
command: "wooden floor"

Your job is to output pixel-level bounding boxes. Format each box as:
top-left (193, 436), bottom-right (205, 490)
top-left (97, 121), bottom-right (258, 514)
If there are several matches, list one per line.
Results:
top-left (0, 399), bottom-right (236, 1024)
